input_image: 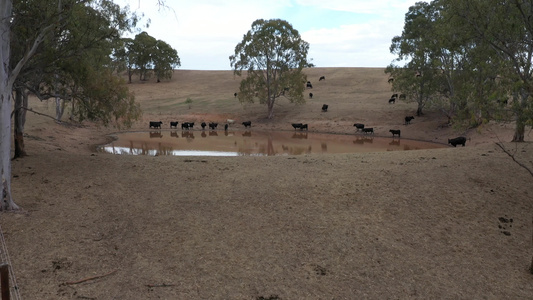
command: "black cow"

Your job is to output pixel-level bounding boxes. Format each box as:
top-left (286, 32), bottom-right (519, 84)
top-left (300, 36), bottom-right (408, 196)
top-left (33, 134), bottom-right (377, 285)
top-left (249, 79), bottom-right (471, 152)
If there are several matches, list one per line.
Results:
top-left (362, 128), bottom-right (374, 134)
top-left (182, 122), bottom-right (194, 130)
top-left (234, 92), bottom-right (237, 98)
top-left (306, 81), bottom-right (313, 88)
top-left (353, 123), bottom-right (365, 131)
top-left (224, 124), bottom-right (228, 131)
top-left (405, 116), bottom-right (414, 125)
top-left (388, 77), bottom-right (394, 83)
top-left (201, 122), bottom-right (207, 130)
top-left (389, 129), bottom-right (401, 137)
top-left (300, 124), bottom-right (308, 130)
top-left (209, 122), bottom-right (218, 130)
top-left (319, 76), bottom-right (325, 81)
top-left (391, 93), bottom-right (398, 98)
top-left (242, 121), bottom-right (252, 128)
top-left (309, 92), bottom-right (313, 99)
top-left (322, 104), bottom-right (328, 112)
top-left (170, 121), bottom-right (179, 128)
top-left (149, 121), bottom-right (163, 129)
top-left (292, 123), bottom-right (303, 130)
top-left (448, 136), bottom-right (467, 147)
top-left (388, 98), bottom-right (395, 104)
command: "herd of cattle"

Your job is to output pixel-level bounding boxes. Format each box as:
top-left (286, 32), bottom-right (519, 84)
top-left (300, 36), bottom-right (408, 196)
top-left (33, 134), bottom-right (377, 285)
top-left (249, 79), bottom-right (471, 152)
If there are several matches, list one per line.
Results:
top-left (148, 75), bottom-right (467, 147)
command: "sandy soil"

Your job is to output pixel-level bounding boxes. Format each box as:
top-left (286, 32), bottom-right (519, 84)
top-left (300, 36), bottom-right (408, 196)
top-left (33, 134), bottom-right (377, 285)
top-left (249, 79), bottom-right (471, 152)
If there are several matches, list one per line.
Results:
top-left (2, 68), bottom-right (533, 299)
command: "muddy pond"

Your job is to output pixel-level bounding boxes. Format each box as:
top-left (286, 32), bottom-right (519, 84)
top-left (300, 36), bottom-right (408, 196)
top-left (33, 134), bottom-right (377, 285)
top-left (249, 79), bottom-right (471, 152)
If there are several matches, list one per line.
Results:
top-left (98, 130), bottom-right (447, 156)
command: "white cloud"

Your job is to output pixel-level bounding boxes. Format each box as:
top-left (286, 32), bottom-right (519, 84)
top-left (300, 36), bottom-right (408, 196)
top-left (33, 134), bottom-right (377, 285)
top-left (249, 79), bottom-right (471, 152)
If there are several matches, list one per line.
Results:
top-left (115, 0), bottom-right (423, 69)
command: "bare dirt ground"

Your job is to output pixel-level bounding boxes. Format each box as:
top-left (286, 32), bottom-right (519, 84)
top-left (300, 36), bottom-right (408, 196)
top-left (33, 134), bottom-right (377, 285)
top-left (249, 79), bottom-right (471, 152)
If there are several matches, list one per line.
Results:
top-left (2, 68), bottom-right (533, 299)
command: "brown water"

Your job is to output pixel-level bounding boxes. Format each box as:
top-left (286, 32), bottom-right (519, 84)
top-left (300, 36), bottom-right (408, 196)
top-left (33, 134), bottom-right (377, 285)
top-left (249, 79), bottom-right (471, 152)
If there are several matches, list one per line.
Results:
top-left (98, 130), bottom-right (447, 156)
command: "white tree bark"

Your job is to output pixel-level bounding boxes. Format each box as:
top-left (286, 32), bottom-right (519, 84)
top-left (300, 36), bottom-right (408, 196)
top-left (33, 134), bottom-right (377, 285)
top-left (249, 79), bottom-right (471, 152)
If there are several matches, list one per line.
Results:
top-left (0, 0), bottom-right (19, 210)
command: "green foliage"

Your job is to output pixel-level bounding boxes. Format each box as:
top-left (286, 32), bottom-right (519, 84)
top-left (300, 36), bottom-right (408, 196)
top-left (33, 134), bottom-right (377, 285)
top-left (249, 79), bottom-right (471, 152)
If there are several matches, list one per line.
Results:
top-left (229, 19), bottom-right (313, 119)
top-left (72, 67), bottom-right (142, 128)
top-left (388, 0), bottom-right (533, 140)
top-left (132, 31), bottom-right (157, 81)
top-left (153, 40), bottom-right (181, 81)
top-left (10, 0), bottom-right (143, 129)
top-left (113, 32), bottom-right (180, 82)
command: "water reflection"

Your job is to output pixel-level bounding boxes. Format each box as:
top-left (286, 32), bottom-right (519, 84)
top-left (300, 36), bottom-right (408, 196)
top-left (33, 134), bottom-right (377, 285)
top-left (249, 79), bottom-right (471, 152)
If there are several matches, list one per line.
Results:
top-left (98, 130), bottom-right (446, 156)
top-left (149, 131), bottom-right (163, 138)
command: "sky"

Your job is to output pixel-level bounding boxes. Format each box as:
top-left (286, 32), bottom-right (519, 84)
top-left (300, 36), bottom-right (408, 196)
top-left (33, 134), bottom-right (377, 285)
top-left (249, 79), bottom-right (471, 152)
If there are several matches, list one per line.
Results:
top-left (115, 0), bottom-right (425, 70)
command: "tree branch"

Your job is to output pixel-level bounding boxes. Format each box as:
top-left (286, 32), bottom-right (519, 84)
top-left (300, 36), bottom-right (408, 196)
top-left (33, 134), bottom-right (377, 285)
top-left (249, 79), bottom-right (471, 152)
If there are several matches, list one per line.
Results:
top-left (63, 270), bottom-right (117, 285)
top-left (495, 142), bottom-right (533, 178)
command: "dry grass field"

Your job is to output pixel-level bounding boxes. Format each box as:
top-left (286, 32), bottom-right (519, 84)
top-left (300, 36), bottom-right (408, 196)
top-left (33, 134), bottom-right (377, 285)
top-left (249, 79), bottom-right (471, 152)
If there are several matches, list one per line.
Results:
top-left (1, 68), bottom-right (532, 299)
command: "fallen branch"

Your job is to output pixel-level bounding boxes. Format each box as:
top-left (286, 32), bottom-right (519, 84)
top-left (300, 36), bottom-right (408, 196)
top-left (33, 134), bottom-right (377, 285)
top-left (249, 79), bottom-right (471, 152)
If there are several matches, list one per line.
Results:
top-left (495, 142), bottom-right (533, 178)
top-left (64, 270), bottom-right (117, 285)
top-left (146, 283), bottom-right (175, 288)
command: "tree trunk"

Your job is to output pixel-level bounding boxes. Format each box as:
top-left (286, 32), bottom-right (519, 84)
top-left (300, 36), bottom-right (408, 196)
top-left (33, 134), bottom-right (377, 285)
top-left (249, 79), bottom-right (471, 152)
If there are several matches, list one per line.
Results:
top-left (128, 67), bottom-right (133, 83)
top-left (512, 90), bottom-right (528, 142)
top-left (267, 98), bottom-right (275, 119)
top-left (512, 121), bottom-right (525, 142)
top-left (13, 87), bottom-right (27, 159)
top-left (416, 105), bottom-right (423, 116)
top-left (0, 0), bottom-right (19, 210)
top-left (55, 97), bottom-right (65, 121)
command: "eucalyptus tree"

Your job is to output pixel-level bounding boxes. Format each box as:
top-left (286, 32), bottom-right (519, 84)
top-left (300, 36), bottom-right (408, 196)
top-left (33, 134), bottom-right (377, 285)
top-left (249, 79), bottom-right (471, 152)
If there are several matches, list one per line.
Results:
top-left (113, 37), bottom-right (136, 83)
top-left (229, 19), bottom-right (314, 119)
top-left (387, 1), bottom-right (449, 117)
top-left (10, 0), bottom-right (140, 159)
top-left (152, 39), bottom-right (181, 82)
top-left (132, 31), bottom-right (157, 81)
top-left (447, 0), bottom-right (533, 142)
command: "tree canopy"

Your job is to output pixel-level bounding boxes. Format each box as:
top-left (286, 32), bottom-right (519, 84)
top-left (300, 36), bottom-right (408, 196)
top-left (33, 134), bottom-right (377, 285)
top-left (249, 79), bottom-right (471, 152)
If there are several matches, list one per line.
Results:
top-left (387, 0), bottom-right (533, 141)
top-left (114, 31), bottom-right (181, 83)
top-left (229, 19), bottom-right (313, 119)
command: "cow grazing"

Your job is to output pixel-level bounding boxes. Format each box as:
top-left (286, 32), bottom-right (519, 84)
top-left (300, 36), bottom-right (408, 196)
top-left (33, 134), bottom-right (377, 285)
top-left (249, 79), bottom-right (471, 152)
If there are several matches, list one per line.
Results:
top-left (388, 98), bottom-right (395, 104)
top-left (149, 121), bottom-right (163, 129)
top-left (391, 93), bottom-right (398, 99)
top-left (201, 122), bottom-right (207, 130)
top-left (242, 121), bottom-right (252, 128)
top-left (300, 124), bottom-right (308, 130)
top-left (353, 123), bottom-right (365, 131)
top-left (309, 92), bottom-right (313, 99)
top-left (322, 104), bottom-right (328, 112)
top-left (306, 81), bottom-right (313, 88)
top-left (388, 77), bottom-right (394, 83)
top-left (362, 128), bottom-right (374, 134)
top-left (226, 119), bottom-right (235, 125)
top-left (292, 123), bottom-right (303, 130)
top-left (405, 116), bottom-right (414, 125)
top-left (234, 92), bottom-right (237, 98)
top-left (209, 122), bottom-right (218, 130)
top-left (389, 129), bottom-right (401, 137)
top-left (319, 76), bottom-right (326, 81)
top-left (170, 121), bottom-right (179, 128)
top-left (224, 124), bottom-right (228, 131)
top-left (448, 136), bottom-right (467, 147)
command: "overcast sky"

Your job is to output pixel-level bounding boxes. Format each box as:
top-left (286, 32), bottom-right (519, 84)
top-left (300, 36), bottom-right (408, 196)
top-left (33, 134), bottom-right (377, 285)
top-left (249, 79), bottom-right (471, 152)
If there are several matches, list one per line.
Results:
top-left (115, 0), bottom-right (425, 70)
